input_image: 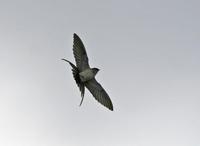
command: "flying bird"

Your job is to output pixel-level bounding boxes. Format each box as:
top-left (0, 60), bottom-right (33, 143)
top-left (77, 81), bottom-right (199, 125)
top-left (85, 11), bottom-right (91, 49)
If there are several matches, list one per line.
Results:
top-left (62, 33), bottom-right (113, 111)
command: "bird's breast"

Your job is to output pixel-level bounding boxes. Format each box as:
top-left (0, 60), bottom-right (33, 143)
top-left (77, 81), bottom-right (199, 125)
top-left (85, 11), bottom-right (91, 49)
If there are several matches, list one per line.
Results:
top-left (79, 69), bottom-right (95, 82)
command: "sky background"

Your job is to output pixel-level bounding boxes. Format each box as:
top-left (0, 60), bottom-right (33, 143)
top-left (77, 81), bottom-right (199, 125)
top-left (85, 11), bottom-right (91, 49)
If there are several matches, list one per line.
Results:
top-left (0, 0), bottom-right (200, 146)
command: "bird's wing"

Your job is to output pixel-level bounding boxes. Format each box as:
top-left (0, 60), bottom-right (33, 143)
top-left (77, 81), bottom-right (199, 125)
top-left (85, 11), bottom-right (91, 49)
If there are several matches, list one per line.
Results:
top-left (85, 78), bottom-right (113, 111)
top-left (73, 33), bottom-right (90, 71)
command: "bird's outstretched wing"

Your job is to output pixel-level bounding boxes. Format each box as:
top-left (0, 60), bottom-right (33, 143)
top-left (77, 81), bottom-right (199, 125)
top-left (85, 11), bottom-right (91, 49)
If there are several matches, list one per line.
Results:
top-left (73, 33), bottom-right (90, 71)
top-left (85, 78), bottom-right (113, 111)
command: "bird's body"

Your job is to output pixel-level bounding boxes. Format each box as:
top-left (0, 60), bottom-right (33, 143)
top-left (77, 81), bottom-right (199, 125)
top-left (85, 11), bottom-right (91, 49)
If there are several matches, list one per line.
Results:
top-left (79, 68), bottom-right (97, 82)
top-left (62, 33), bottom-right (113, 111)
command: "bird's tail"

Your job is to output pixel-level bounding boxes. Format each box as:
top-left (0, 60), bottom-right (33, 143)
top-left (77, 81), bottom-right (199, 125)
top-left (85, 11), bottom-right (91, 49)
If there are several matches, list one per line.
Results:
top-left (62, 58), bottom-right (77, 70)
top-left (62, 58), bottom-right (85, 106)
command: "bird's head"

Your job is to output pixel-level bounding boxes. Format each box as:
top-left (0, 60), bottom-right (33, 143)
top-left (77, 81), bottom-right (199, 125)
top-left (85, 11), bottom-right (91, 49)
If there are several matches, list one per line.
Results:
top-left (92, 68), bottom-right (100, 75)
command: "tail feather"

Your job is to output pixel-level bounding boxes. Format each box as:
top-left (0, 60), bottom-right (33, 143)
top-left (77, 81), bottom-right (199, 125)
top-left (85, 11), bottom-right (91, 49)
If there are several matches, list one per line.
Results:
top-left (62, 58), bottom-right (85, 105)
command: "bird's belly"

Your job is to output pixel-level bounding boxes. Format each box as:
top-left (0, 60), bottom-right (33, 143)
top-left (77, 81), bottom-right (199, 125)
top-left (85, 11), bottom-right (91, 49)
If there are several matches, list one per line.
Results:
top-left (79, 69), bottom-right (94, 82)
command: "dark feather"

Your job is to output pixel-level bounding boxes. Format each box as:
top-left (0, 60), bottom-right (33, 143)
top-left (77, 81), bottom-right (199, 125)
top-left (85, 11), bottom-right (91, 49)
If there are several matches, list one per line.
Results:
top-left (73, 33), bottom-right (90, 71)
top-left (62, 59), bottom-right (85, 104)
top-left (85, 78), bottom-right (113, 111)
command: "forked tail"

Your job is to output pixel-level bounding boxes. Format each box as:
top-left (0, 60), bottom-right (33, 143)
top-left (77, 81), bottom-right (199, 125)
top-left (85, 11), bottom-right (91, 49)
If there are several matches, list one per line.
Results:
top-left (62, 58), bottom-right (85, 106)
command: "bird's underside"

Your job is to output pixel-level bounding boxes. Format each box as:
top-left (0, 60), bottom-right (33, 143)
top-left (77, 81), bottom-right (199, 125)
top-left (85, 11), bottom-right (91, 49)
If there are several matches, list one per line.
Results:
top-left (62, 33), bottom-right (113, 111)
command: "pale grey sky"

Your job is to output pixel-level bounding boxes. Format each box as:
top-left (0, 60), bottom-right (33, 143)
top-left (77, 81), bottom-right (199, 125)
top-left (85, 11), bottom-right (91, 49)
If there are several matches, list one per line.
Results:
top-left (0, 0), bottom-right (200, 146)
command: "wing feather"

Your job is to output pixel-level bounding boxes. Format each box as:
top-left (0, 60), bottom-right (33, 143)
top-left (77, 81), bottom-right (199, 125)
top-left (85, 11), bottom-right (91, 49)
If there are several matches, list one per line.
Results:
top-left (73, 33), bottom-right (90, 71)
top-left (85, 78), bottom-right (113, 111)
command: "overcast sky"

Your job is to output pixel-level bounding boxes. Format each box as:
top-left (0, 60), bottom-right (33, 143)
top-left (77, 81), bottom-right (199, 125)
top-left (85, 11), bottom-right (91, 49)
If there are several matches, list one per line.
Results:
top-left (0, 0), bottom-right (200, 146)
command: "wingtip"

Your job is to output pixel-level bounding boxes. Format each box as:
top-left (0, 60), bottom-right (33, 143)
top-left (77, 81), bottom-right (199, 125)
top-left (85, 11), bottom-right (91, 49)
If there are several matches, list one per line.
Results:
top-left (109, 105), bottom-right (114, 111)
top-left (104, 102), bottom-right (114, 111)
top-left (73, 33), bottom-right (82, 41)
top-left (73, 33), bottom-right (78, 37)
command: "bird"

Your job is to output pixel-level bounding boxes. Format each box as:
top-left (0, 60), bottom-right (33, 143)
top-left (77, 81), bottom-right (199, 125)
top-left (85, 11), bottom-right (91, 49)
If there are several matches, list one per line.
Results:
top-left (62, 33), bottom-right (113, 111)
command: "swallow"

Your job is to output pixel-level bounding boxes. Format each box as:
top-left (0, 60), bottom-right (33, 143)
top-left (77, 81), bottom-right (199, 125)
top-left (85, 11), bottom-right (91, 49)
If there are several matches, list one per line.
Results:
top-left (62, 33), bottom-right (113, 111)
